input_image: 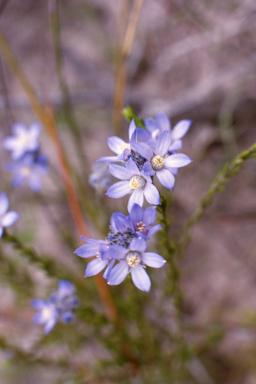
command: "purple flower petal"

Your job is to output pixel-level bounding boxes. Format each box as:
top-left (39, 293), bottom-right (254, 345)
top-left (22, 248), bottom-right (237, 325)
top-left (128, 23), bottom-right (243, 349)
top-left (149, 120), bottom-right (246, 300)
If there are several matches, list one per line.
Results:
top-left (156, 111), bottom-right (171, 132)
top-left (132, 142), bottom-right (153, 161)
top-left (97, 156), bottom-right (119, 163)
top-left (44, 318), bottom-right (58, 334)
top-left (129, 238), bottom-right (147, 252)
top-left (108, 136), bottom-right (127, 155)
top-left (128, 119), bottom-right (136, 140)
top-left (28, 174), bottom-right (42, 192)
top-left (130, 265), bottom-right (151, 292)
top-left (168, 140), bottom-right (182, 151)
top-left (164, 153), bottom-right (192, 168)
top-left (142, 252), bottom-right (166, 268)
top-left (103, 259), bottom-right (115, 279)
top-left (128, 189), bottom-right (144, 212)
top-left (58, 280), bottom-right (75, 295)
top-left (74, 243), bottom-right (99, 258)
top-left (129, 203), bottom-right (143, 225)
top-left (0, 193), bottom-right (9, 216)
top-left (108, 244), bottom-right (128, 260)
top-left (0, 227), bottom-right (3, 238)
top-left (144, 182), bottom-right (160, 205)
top-left (126, 158), bottom-right (140, 177)
top-left (136, 128), bottom-right (151, 142)
top-left (107, 261), bottom-right (129, 285)
top-left (143, 206), bottom-right (156, 227)
top-left (109, 164), bottom-right (129, 180)
top-left (110, 212), bottom-right (131, 233)
top-left (155, 131), bottom-right (172, 157)
top-left (1, 211), bottom-right (19, 227)
top-left (156, 169), bottom-right (175, 191)
top-left (144, 118), bottom-right (158, 133)
top-left (106, 181), bottom-right (131, 198)
top-left (142, 161), bottom-right (155, 176)
top-left (84, 258), bottom-right (108, 277)
top-left (171, 120), bottom-right (192, 141)
top-left (30, 299), bottom-right (48, 311)
top-left (80, 236), bottom-right (100, 243)
top-left (147, 224), bottom-right (162, 237)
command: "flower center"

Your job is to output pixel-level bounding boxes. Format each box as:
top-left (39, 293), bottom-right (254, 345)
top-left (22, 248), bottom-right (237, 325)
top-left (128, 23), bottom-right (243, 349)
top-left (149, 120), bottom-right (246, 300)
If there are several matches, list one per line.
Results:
top-left (151, 155), bottom-right (164, 171)
top-left (126, 251), bottom-right (141, 267)
top-left (107, 229), bottom-right (136, 248)
top-left (130, 150), bottom-right (147, 171)
top-left (21, 167), bottom-right (31, 177)
top-left (129, 176), bottom-right (145, 189)
top-left (135, 221), bottom-right (146, 234)
top-left (19, 136), bottom-right (29, 146)
top-left (120, 143), bottom-right (130, 152)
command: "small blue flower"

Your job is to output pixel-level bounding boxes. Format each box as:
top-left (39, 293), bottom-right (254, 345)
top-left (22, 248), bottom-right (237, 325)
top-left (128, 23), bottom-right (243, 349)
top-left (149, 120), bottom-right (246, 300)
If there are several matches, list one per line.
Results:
top-left (106, 158), bottom-right (161, 212)
top-left (97, 120), bottom-right (137, 163)
top-left (133, 130), bottom-right (192, 191)
top-left (2, 122), bottom-right (41, 160)
top-left (0, 192), bottom-right (19, 238)
top-left (128, 203), bottom-right (162, 238)
top-left (31, 280), bottom-right (78, 333)
top-left (107, 237), bottom-right (166, 292)
top-left (89, 162), bottom-right (114, 192)
top-left (6, 153), bottom-right (48, 192)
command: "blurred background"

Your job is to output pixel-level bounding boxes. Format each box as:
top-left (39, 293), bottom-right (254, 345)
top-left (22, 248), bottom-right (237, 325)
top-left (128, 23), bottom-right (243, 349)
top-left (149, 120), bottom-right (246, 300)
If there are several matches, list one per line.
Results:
top-left (0, 0), bottom-right (256, 383)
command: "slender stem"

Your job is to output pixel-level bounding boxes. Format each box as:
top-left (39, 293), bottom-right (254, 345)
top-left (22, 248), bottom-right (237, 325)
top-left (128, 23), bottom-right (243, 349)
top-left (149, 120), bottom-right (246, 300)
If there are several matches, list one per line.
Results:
top-left (113, 0), bottom-right (144, 135)
top-left (178, 141), bottom-right (256, 253)
top-left (0, 29), bottom-right (119, 324)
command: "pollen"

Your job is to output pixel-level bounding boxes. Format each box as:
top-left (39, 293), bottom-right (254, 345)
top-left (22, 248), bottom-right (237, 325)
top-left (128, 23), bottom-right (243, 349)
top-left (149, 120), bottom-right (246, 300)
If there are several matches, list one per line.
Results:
top-left (151, 155), bottom-right (164, 171)
top-left (135, 221), bottom-right (146, 233)
top-left (126, 251), bottom-right (141, 267)
top-left (129, 175), bottom-right (145, 189)
top-left (120, 143), bottom-right (130, 152)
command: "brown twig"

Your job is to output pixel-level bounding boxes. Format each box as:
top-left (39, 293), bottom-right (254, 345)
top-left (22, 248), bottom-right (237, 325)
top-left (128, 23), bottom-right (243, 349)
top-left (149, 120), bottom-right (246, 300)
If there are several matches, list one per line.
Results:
top-left (113, 0), bottom-right (144, 135)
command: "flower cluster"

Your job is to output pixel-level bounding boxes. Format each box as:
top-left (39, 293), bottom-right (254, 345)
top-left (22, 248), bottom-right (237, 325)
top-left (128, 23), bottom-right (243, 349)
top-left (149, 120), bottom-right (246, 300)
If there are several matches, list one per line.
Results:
top-left (75, 111), bottom-right (192, 291)
top-left (31, 280), bottom-right (78, 334)
top-left (2, 122), bottom-right (48, 192)
top-left (0, 192), bottom-right (19, 238)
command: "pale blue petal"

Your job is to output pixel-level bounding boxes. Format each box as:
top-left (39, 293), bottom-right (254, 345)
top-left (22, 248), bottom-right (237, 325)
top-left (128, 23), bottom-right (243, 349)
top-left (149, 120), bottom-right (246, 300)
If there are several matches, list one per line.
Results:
top-left (147, 224), bottom-right (162, 237)
top-left (144, 118), bottom-right (158, 133)
top-left (103, 259), bottom-right (115, 279)
top-left (74, 243), bottom-right (99, 258)
top-left (156, 169), bottom-right (175, 191)
top-left (142, 161), bottom-right (155, 176)
top-left (60, 311), bottom-right (74, 323)
top-left (80, 236), bottom-right (100, 243)
top-left (30, 299), bottom-right (48, 310)
top-left (164, 153), bottom-right (193, 168)
top-left (58, 280), bottom-right (75, 295)
top-left (107, 261), bottom-right (129, 285)
top-left (128, 189), bottom-right (144, 212)
top-left (156, 111), bottom-right (171, 132)
top-left (168, 167), bottom-right (178, 175)
top-left (108, 136), bottom-right (126, 155)
top-left (12, 122), bottom-right (27, 136)
top-left (136, 128), bottom-right (151, 142)
top-left (128, 119), bottom-right (136, 140)
top-left (0, 193), bottom-right (9, 216)
top-left (110, 212), bottom-right (131, 233)
top-left (129, 238), bottom-right (147, 252)
top-left (142, 252), bottom-right (166, 268)
top-left (0, 227), bottom-right (3, 238)
top-left (129, 203), bottom-right (143, 225)
top-left (106, 181), bottom-right (131, 198)
top-left (108, 244), bottom-right (128, 260)
top-left (132, 142), bottom-right (153, 161)
top-left (143, 206), bottom-right (156, 227)
top-left (1, 211), bottom-right (19, 227)
top-left (44, 318), bottom-right (58, 334)
top-left (168, 140), bottom-right (182, 151)
top-left (109, 164), bottom-right (129, 180)
top-left (131, 265), bottom-right (151, 292)
top-left (171, 120), bottom-right (192, 140)
top-left (97, 156), bottom-right (119, 163)
top-left (155, 131), bottom-right (172, 157)
top-left (84, 258), bottom-right (108, 277)
top-left (28, 174), bottom-right (42, 192)
top-left (126, 158), bottom-right (140, 177)
top-left (144, 182), bottom-right (160, 205)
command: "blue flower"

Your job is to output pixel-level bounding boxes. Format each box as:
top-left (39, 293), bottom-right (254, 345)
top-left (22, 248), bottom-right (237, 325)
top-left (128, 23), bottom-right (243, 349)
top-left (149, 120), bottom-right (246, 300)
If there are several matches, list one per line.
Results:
top-left (6, 153), bottom-right (48, 192)
top-left (2, 122), bottom-right (41, 160)
top-left (31, 280), bottom-right (78, 333)
top-left (0, 192), bottom-right (19, 238)
top-left (97, 120), bottom-right (137, 163)
top-left (89, 162), bottom-right (114, 192)
top-left (144, 111), bottom-right (192, 152)
top-left (133, 130), bottom-right (192, 191)
top-left (107, 238), bottom-right (166, 292)
top-left (106, 158), bottom-right (161, 212)
top-left (128, 203), bottom-right (162, 238)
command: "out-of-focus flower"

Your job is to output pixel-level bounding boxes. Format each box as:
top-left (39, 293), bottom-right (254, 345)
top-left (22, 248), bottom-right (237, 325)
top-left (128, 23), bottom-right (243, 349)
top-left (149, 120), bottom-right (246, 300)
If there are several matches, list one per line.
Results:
top-left (107, 237), bottom-right (166, 292)
top-left (144, 111), bottom-right (192, 152)
top-left (2, 122), bottom-right (41, 160)
top-left (89, 162), bottom-right (114, 192)
top-left (133, 130), bottom-right (192, 191)
top-left (6, 153), bottom-right (48, 192)
top-left (0, 192), bottom-right (19, 238)
top-left (31, 280), bottom-right (78, 334)
top-left (106, 158), bottom-right (160, 212)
